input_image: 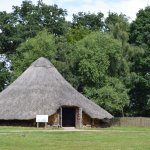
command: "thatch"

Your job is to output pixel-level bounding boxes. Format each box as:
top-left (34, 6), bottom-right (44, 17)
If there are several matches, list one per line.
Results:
top-left (0, 57), bottom-right (113, 120)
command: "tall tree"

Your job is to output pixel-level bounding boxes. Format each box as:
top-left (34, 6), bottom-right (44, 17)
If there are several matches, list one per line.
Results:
top-left (0, 56), bottom-right (10, 91)
top-left (12, 0), bottom-right (68, 36)
top-left (105, 12), bottom-right (130, 46)
top-left (69, 32), bottom-right (129, 116)
top-left (64, 26), bottom-right (91, 43)
top-left (129, 6), bottom-right (150, 116)
top-left (11, 30), bottom-right (56, 80)
top-left (0, 11), bottom-right (19, 54)
top-left (72, 12), bottom-right (104, 31)
top-left (129, 6), bottom-right (150, 47)
top-left (0, 0), bottom-right (68, 54)
top-left (0, 1), bottom-right (68, 89)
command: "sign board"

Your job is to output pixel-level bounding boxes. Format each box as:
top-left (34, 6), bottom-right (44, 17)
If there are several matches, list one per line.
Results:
top-left (36, 115), bottom-right (48, 123)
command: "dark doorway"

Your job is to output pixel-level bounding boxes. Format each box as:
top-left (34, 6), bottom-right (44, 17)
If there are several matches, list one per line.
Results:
top-left (62, 107), bottom-right (76, 127)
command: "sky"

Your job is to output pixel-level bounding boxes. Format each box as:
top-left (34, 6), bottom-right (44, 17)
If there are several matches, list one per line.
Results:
top-left (0, 0), bottom-right (150, 21)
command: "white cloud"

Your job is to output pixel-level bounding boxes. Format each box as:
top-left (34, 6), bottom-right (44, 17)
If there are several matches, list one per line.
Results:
top-left (105, 0), bottom-right (149, 21)
top-left (64, 0), bottom-right (149, 21)
top-left (0, 0), bottom-right (22, 12)
top-left (0, 0), bottom-right (149, 21)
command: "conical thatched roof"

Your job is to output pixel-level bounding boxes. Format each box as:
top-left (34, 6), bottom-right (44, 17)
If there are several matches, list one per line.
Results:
top-left (0, 57), bottom-right (113, 120)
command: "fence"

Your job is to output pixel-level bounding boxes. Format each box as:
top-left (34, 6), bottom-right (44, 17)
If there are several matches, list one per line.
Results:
top-left (111, 117), bottom-right (150, 127)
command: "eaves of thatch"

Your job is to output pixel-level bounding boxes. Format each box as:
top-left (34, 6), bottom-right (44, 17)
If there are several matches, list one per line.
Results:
top-left (0, 57), bottom-right (113, 120)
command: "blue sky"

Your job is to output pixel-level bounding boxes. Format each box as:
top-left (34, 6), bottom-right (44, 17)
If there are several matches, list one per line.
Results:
top-left (0, 0), bottom-right (149, 21)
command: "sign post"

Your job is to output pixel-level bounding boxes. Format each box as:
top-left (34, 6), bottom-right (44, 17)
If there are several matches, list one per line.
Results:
top-left (36, 115), bottom-right (48, 128)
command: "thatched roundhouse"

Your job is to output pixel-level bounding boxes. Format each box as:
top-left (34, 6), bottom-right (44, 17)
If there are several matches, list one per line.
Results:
top-left (0, 57), bottom-right (113, 128)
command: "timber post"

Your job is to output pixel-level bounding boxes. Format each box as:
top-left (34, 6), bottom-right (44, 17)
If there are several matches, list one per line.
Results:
top-left (92, 118), bottom-right (94, 127)
top-left (37, 122), bottom-right (39, 128)
top-left (45, 122), bottom-right (47, 128)
top-left (76, 107), bottom-right (82, 129)
top-left (59, 107), bottom-right (62, 127)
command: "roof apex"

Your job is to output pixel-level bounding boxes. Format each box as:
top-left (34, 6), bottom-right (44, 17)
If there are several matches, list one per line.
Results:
top-left (31, 57), bottom-right (53, 68)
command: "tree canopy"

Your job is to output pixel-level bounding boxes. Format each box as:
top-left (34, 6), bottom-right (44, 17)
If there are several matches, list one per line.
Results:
top-left (128, 6), bottom-right (150, 116)
top-left (0, 1), bottom-right (150, 117)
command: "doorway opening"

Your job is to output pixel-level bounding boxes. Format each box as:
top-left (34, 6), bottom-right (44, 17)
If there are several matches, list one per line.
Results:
top-left (62, 107), bottom-right (76, 127)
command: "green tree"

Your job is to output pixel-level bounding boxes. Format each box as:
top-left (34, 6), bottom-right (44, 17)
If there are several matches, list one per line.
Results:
top-left (105, 12), bottom-right (130, 46)
top-left (0, 11), bottom-right (20, 54)
top-left (0, 57), bottom-right (10, 91)
top-left (64, 26), bottom-right (91, 43)
top-left (13, 0), bottom-right (68, 36)
top-left (129, 6), bottom-right (150, 47)
top-left (84, 77), bottom-right (129, 116)
top-left (69, 32), bottom-right (129, 116)
top-left (0, 0), bottom-right (69, 92)
top-left (129, 6), bottom-right (150, 116)
top-left (11, 30), bottom-right (56, 80)
top-left (72, 12), bottom-right (104, 31)
top-left (54, 36), bottom-right (79, 88)
top-left (0, 0), bottom-right (68, 54)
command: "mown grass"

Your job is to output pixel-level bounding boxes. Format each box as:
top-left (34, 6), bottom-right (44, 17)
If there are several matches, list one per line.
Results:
top-left (0, 126), bottom-right (150, 150)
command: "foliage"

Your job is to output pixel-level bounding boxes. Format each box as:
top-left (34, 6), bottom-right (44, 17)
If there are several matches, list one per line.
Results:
top-left (0, 60), bottom-right (10, 91)
top-left (0, 0), bottom-right (68, 54)
top-left (68, 32), bottom-right (129, 115)
top-left (53, 36), bottom-right (79, 88)
top-left (0, 11), bottom-right (20, 54)
top-left (84, 77), bottom-right (129, 116)
top-left (11, 30), bottom-right (56, 80)
top-left (105, 12), bottom-right (129, 42)
top-left (129, 6), bottom-right (150, 116)
top-left (73, 32), bottom-right (128, 83)
top-left (129, 6), bottom-right (150, 47)
top-left (72, 12), bottom-right (104, 31)
top-left (64, 26), bottom-right (91, 43)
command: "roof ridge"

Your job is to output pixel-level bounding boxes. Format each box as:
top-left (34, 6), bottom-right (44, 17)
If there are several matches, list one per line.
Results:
top-left (31, 57), bottom-right (54, 68)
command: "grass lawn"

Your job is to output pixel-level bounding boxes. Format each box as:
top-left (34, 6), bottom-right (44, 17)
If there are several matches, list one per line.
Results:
top-left (0, 126), bottom-right (150, 150)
